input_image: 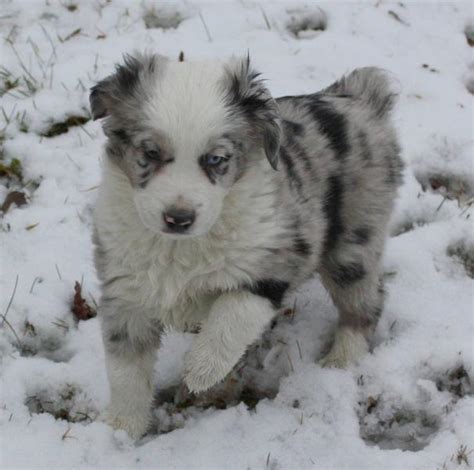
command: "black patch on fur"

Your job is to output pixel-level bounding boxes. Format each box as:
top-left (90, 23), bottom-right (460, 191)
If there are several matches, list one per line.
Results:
top-left (105, 144), bottom-right (123, 161)
top-left (307, 98), bottom-right (350, 158)
top-left (385, 153), bottom-right (404, 186)
top-left (350, 227), bottom-right (371, 245)
top-left (371, 304), bottom-right (383, 320)
top-left (280, 146), bottom-right (304, 197)
top-left (224, 58), bottom-right (281, 170)
top-left (294, 235), bottom-right (312, 256)
top-left (384, 141), bottom-right (404, 186)
top-left (282, 119), bottom-right (304, 137)
top-left (330, 262), bottom-right (366, 286)
top-left (112, 129), bottom-right (129, 142)
top-left (358, 131), bottom-right (372, 161)
top-left (284, 130), bottom-right (314, 175)
top-left (108, 330), bottom-right (128, 343)
top-left (227, 72), bottom-right (266, 118)
top-left (90, 54), bottom-right (158, 120)
top-left (114, 55), bottom-right (143, 94)
top-left (322, 175), bottom-right (345, 252)
top-left (245, 279), bottom-right (289, 308)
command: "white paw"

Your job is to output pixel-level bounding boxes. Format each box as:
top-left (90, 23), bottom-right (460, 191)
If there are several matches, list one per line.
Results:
top-left (184, 352), bottom-right (232, 393)
top-left (184, 341), bottom-right (241, 393)
top-left (319, 328), bottom-right (369, 369)
top-left (103, 407), bottom-right (150, 440)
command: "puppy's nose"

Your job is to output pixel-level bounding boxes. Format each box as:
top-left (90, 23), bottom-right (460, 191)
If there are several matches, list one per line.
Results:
top-left (163, 207), bottom-right (196, 233)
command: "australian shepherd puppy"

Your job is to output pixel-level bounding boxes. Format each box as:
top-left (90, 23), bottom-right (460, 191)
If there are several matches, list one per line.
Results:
top-left (90, 53), bottom-right (403, 439)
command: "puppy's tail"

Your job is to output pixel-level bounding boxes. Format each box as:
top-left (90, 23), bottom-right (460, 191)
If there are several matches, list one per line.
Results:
top-left (323, 67), bottom-right (398, 119)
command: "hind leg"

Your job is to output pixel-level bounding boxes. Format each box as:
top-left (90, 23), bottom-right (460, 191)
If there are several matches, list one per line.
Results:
top-left (318, 241), bottom-right (385, 368)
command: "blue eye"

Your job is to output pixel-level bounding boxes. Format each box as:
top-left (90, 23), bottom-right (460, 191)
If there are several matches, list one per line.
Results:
top-left (205, 154), bottom-right (227, 166)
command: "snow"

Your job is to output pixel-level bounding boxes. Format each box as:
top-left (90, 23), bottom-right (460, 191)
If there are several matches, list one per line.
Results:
top-left (0, 1), bottom-right (473, 468)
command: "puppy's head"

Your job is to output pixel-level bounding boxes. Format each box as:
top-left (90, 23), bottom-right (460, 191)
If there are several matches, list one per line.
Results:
top-left (91, 53), bottom-right (280, 238)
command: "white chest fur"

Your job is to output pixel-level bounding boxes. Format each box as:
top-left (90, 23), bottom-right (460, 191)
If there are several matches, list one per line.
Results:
top-left (94, 160), bottom-right (287, 330)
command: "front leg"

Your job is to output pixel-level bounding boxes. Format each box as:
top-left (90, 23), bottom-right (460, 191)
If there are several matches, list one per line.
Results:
top-left (100, 296), bottom-right (162, 439)
top-left (184, 290), bottom-right (277, 393)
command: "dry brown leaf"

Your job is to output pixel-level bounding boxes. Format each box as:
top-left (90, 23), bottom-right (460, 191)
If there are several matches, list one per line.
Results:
top-left (1, 191), bottom-right (27, 213)
top-left (71, 281), bottom-right (96, 321)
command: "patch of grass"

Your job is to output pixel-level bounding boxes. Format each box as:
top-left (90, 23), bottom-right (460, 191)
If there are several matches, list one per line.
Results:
top-left (436, 365), bottom-right (473, 398)
top-left (453, 444), bottom-right (473, 466)
top-left (447, 245), bottom-right (474, 279)
top-left (0, 158), bottom-right (23, 181)
top-left (25, 384), bottom-right (96, 423)
top-left (41, 115), bottom-right (90, 138)
top-left (0, 66), bottom-right (19, 97)
top-left (358, 396), bottom-right (440, 451)
top-left (1, 46), bottom-right (40, 98)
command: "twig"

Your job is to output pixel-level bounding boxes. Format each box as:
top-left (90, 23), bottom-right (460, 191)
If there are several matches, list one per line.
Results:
top-left (74, 411), bottom-right (93, 422)
top-left (459, 200), bottom-right (473, 217)
top-left (388, 10), bottom-right (410, 26)
top-left (2, 274), bottom-right (19, 324)
top-left (7, 42), bottom-right (38, 85)
top-left (199, 11), bottom-right (212, 42)
top-left (296, 340), bottom-right (303, 360)
top-left (39, 23), bottom-right (57, 59)
top-left (0, 315), bottom-right (22, 347)
top-left (55, 263), bottom-right (63, 280)
top-left (66, 154), bottom-right (80, 170)
top-left (259, 4), bottom-right (271, 30)
top-left (61, 28), bottom-right (81, 42)
top-left (29, 276), bottom-right (40, 294)
top-left (435, 196), bottom-right (447, 213)
top-left (286, 351), bottom-right (294, 372)
top-left (61, 427), bottom-right (76, 440)
top-left (88, 292), bottom-right (99, 310)
top-left (78, 124), bottom-right (93, 140)
top-left (27, 37), bottom-right (46, 78)
top-left (52, 319), bottom-right (69, 331)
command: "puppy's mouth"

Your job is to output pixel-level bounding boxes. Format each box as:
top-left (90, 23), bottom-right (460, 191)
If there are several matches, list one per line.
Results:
top-left (160, 227), bottom-right (199, 238)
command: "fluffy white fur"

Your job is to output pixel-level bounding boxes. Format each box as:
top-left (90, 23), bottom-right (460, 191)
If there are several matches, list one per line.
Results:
top-left (95, 158), bottom-right (286, 438)
top-left (319, 327), bottom-right (370, 369)
top-left (91, 55), bottom-right (403, 439)
top-left (184, 291), bottom-right (274, 392)
top-left (103, 350), bottom-right (155, 439)
top-left (135, 62), bottom-right (233, 236)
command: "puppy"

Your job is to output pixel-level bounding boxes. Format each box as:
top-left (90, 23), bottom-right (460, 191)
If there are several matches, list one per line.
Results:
top-left (90, 53), bottom-right (403, 439)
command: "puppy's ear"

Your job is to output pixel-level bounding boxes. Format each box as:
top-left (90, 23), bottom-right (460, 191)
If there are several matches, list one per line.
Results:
top-left (89, 53), bottom-right (162, 121)
top-left (89, 82), bottom-right (110, 120)
top-left (224, 55), bottom-right (281, 170)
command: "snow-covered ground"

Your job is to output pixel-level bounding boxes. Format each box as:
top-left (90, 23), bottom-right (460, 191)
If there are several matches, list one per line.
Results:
top-left (0, 1), bottom-right (473, 468)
